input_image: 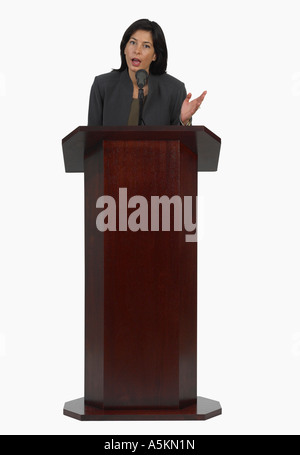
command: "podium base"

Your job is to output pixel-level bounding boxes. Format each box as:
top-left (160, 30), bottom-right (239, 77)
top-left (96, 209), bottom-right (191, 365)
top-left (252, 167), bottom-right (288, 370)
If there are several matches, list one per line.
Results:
top-left (63, 397), bottom-right (222, 421)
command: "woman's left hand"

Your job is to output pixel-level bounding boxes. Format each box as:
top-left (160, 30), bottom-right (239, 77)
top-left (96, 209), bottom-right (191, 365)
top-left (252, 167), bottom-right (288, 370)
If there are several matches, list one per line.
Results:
top-left (180, 91), bottom-right (207, 125)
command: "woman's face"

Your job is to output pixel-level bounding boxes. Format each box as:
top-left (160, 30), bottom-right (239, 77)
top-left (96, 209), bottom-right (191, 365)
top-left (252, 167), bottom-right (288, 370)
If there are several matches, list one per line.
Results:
top-left (124, 29), bottom-right (156, 79)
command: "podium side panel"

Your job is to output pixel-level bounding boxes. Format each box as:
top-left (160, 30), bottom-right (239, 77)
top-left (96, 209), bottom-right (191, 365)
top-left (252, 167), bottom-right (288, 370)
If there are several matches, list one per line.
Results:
top-left (84, 145), bottom-right (104, 408)
top-left (179, 143), bottom-right (197, 407)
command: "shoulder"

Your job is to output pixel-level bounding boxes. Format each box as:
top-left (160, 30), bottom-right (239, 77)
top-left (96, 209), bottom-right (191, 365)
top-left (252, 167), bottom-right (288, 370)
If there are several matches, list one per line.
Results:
top-left (93, 70), bottom-right (122, 86)
top-left (151, 72), bottom-right (185, 89)
top-left (150, 73), bottom-right (186, 109)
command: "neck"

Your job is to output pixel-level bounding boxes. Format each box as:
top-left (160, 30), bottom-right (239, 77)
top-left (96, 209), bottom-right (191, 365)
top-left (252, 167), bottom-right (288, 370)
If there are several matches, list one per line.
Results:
top-left (128, 69), bottom-right (139, 89)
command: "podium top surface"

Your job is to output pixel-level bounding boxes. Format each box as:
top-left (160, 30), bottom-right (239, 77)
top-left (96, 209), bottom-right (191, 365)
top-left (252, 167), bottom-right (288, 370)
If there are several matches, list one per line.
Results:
top-left (62, 125), bottom-right (221, 173)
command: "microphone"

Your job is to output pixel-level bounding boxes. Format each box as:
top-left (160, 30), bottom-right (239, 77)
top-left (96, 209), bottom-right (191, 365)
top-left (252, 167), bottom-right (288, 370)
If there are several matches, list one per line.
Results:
top-left (135, 69), bottom-right (148, 89)
top-left (135, 70), bottom-right (148, 125)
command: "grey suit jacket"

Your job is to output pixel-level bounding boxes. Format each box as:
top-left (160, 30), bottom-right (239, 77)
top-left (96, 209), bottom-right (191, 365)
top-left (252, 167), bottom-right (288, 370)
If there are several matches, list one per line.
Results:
top-left (87, 69), bottom-right (187, 126)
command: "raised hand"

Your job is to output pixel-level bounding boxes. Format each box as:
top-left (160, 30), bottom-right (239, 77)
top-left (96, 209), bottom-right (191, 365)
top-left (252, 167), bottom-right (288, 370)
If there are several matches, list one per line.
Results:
top-left (181, 91), bottom-right (207, 125)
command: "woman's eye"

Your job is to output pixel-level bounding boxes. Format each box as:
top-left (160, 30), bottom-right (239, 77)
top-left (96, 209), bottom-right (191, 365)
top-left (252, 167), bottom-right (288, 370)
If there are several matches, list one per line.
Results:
top-left (129, 40), bottom-right (150, 49)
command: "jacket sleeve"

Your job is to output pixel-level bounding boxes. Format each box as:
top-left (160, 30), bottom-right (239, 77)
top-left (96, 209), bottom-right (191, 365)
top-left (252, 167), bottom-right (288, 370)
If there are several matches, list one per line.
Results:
top-left (88, 77), bottom-right (103, 126)
top-left (170, 82), bottom-right (187, 125)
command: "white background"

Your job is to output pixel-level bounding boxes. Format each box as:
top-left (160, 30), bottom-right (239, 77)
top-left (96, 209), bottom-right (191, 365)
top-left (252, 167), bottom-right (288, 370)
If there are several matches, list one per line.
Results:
top-left (1, 0), bottom-right (299, 435)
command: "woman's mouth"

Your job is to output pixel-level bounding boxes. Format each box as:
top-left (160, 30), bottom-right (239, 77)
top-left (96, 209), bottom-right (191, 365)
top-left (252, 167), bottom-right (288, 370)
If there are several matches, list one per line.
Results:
top-left (131, 58), bottom-right (141, 67)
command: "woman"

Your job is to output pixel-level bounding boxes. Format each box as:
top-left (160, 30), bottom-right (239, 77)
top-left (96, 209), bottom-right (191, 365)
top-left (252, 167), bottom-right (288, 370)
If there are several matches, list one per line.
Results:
top-left (88, 19), bottom-right (206, 126)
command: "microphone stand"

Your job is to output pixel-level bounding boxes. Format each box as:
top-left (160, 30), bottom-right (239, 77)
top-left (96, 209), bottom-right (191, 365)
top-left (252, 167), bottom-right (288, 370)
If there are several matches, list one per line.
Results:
top-left (135, 70), bottom-right (148, 126)
top-left (138, 87), bottom-right (145, 126)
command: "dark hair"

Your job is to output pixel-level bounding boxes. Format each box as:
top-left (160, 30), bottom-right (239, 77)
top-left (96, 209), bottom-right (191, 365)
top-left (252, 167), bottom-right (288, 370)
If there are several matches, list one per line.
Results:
top-left (114, 19), bottom-right (168, 75)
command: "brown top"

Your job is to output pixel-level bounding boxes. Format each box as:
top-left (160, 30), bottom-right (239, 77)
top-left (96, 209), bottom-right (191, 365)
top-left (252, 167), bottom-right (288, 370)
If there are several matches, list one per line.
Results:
top-left (127, 97), bottom-right (147, 126)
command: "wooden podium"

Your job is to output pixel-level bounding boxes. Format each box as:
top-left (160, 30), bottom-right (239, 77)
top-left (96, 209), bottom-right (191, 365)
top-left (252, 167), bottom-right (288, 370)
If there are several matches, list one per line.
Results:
top-left (62, 126), bottom-right (222, 421)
